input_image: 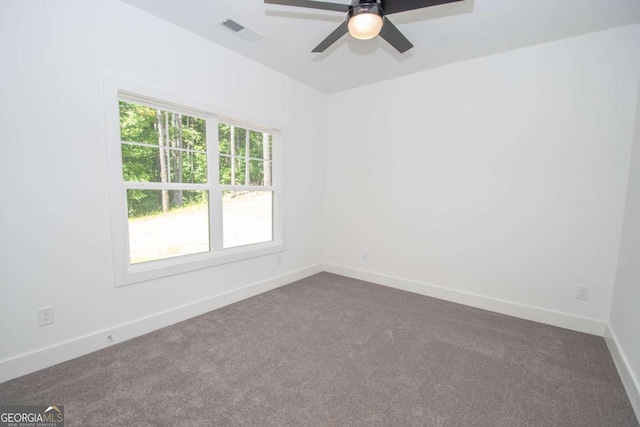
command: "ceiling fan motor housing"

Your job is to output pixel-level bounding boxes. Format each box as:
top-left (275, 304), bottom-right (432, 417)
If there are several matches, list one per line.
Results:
top-left (348, 1), bottom-right (384, 20)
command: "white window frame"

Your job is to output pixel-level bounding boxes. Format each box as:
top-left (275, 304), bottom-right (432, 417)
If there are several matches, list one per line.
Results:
top-left (103, 76), bottom-right (284, 286)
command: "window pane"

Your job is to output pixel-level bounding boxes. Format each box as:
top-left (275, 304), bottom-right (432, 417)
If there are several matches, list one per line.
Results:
top-left (122, 144), bottom-right (158, 182)
top-left (179, 115), bottom-right (207, 152)
top-left (219, 155), bottom-right (231, 185)
top-left (181, 114), bottom-right (207, 151)
top-left (223, 191), bottom-right (273, 248)
top-left (218, 123), bottom-right (231, 155)
top-left (249, 159), bottom-right (272, 186)
top-left (233, 127), bottom-right (246, 156)
top-left (122, 145), bottom-right (207, 184)
top-left (249, 131), bottom-right (263, 158)
top-left (249, 131), bottom-right (272, 162)
top-left (127, 190), bottom-right (210, 264)
top-left (120, 100), bottom-right (207, 185)
top-left (181, 151), bottom-right (208, 184)
top-left (119, 101), bottom-right (159, 144)
top-left (119, 101), bottom-right (206, 152)
top-left (234, 157), bottom-right (247, 186)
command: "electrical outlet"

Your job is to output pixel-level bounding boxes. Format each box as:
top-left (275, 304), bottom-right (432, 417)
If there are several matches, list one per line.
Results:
top-left (362, 251), bottom-right (369, 261)
top-left (576, 287), bottom-right (590, 301)
top-left (37, 306), bottom-right (54, 326)
top-left (276, 254), bottom-right (282, 265)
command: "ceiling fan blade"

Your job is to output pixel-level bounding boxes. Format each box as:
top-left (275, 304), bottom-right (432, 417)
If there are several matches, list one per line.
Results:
top-left (381, 0), bottom-right (463, 15)
top-left (264, 0), bottom-right (350, 13)
top-left (312, 21), bottom-right (348, 52)
top-left (378, 17), bottom-right (413, 53)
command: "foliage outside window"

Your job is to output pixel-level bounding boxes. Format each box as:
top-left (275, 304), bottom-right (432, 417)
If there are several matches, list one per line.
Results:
top-left (108, 90), bottom-right (280, 285)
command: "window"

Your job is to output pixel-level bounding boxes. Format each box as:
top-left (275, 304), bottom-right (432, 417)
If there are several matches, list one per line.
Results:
top-left (120, 101), bottom-right (211, 264)
top-left (218, 124), bottom-right (274, 249)
top-left (104, 78), bottom-right (282, 286)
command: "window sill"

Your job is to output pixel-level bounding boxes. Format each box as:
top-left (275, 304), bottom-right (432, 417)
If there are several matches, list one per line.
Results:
top-left (115, 241), bottom-right (285, 287)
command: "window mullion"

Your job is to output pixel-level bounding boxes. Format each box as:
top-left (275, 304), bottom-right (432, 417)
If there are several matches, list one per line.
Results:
top-left (220, 185), bottom-right (274, 192)
top-left (245, 130), bottom-right (250, 185)
top-left (230, 126), bottom-right (236, 186)
top-left (165, 113), bottom-right (172, 184)
top-left (208, 118), bottom-right (223, 252)
top-left (272, 132), bottom-right (281, 245)
top-left (123, 182), bottom-right (209, 190)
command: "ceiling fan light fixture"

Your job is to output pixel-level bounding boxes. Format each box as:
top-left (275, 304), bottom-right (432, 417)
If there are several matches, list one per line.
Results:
top-left (347, 4), bottom-right (384, 40)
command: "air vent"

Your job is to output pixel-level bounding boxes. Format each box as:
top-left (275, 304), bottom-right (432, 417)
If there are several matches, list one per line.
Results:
top-left (221, 18), bottom-right (244, 33)
top-left (218, 18), bottom-right (263, 42)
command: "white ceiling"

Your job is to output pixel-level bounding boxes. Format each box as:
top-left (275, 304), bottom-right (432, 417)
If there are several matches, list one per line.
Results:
top-left (120, 0), bottom-right (640, 94)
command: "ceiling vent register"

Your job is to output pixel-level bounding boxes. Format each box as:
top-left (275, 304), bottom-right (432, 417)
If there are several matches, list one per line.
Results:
top-left (221, 18), bottom-right (245, 32)
top-left (218, 18), bottom-right (263, 42)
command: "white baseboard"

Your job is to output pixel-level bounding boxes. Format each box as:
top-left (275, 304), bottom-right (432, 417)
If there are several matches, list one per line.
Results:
top-left (323, 263), bottom-right (606, 336)
top-left (0, 263), bottom-right (611, 385)
top-left (0, 264), bottom-right (323, 384)
top-left (604, 325), bottom-right (640, 421)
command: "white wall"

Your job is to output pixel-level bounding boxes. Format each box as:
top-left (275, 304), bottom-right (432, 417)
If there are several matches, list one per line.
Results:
top-left (0, 0), bottom-right (326, 381)
top-left (608, 76), bottom-right (640, 416)
top-left (325, 25), bottom-right (640, 329)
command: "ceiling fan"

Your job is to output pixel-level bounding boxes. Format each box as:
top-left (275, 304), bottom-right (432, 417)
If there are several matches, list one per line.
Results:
top-left (264, 0), bottom-right (463, 53)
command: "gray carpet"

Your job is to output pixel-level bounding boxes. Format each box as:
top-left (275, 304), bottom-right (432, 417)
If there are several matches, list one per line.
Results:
top-left (1, 272), bottom-right (637, 426)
